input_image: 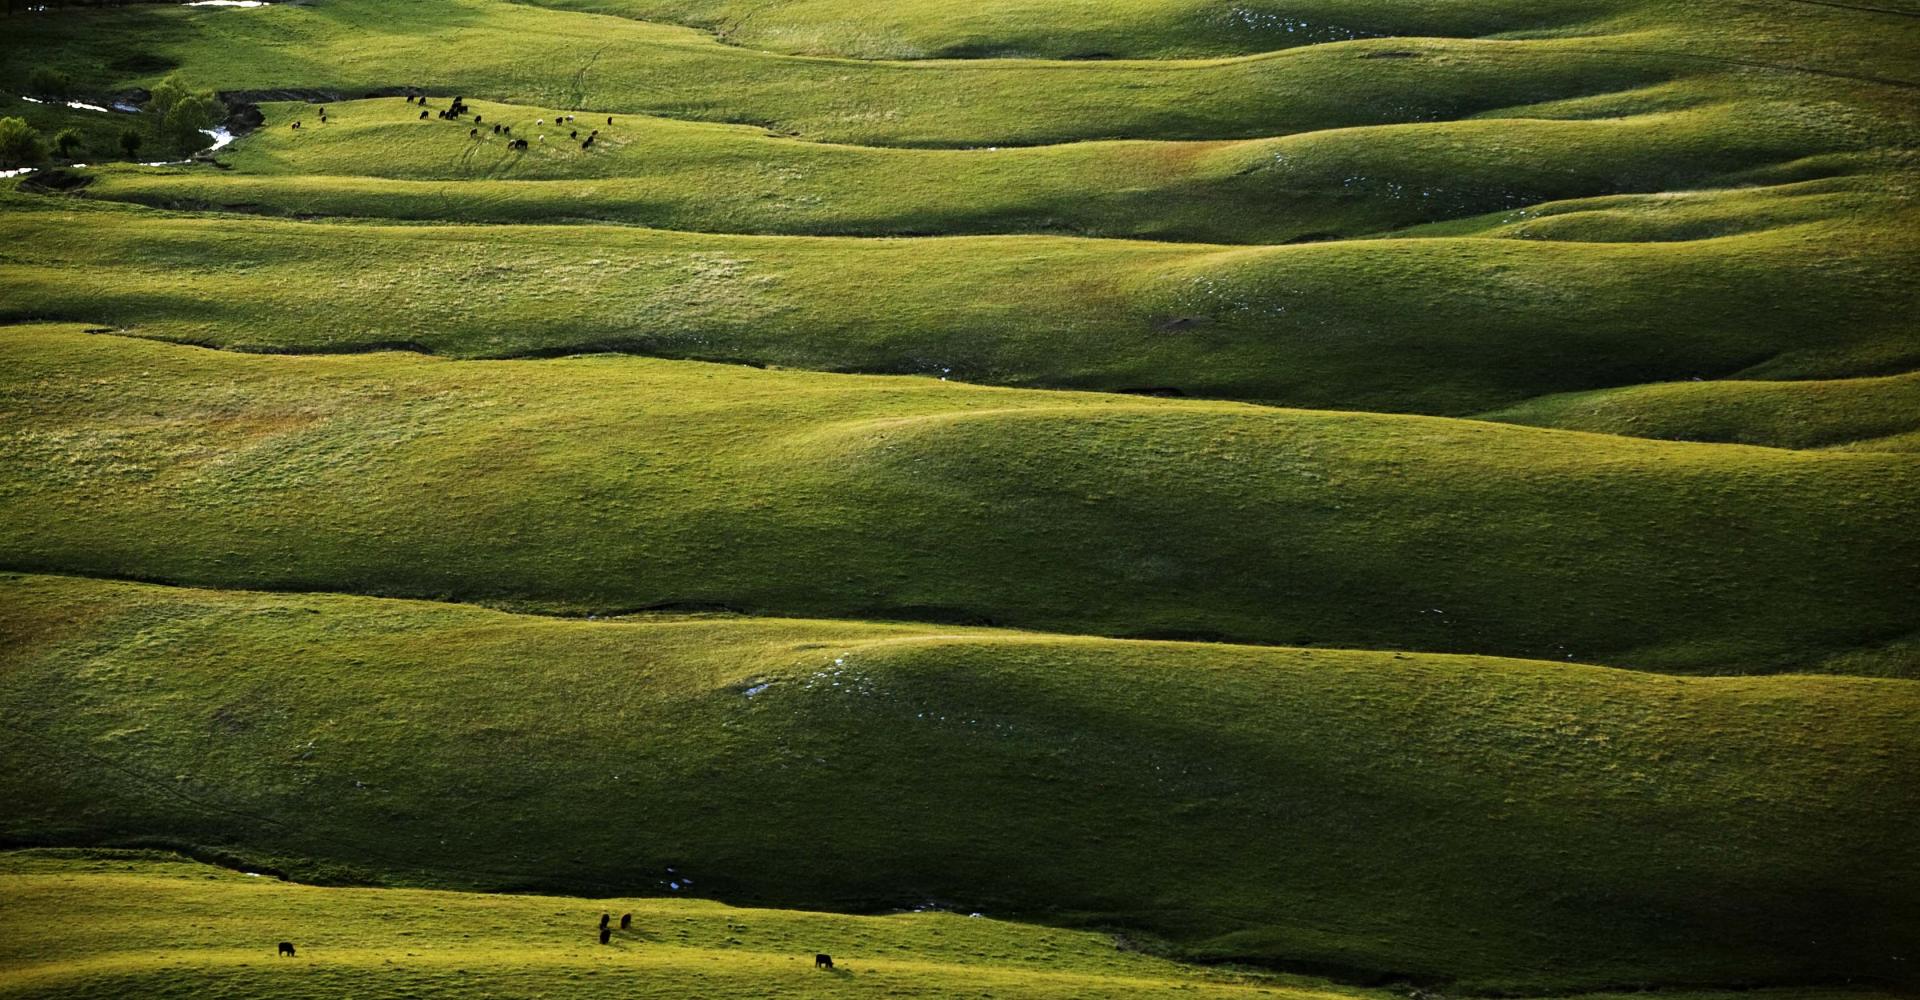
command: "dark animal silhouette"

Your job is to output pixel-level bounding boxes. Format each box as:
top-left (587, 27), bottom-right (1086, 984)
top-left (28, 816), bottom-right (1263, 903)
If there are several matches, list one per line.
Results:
top-left (474, 114), bottom-right (483, 124)
top-left (581, 136), bottom-right (593, 149)
top-left (815, 953), bottom-right (833, 970)
top-left (492, 123), bottom-right (501, 134)
top-left (317, 107), bottom-right (325, 116)
top-left (469, 128), bottom-right (478, 138)
top-left (607, 116), bottom-right (615, 125)
top-left (291, 121), bottom-right (300, 130)
top-left (599, 926), bottom-right (612, 945)
top-left (511, 138), bottom-right (529, 150)
top-left (600, 913), bottom-right (611, 930)
top-left (620, 913), bottom-right (631, 929)
top-left (319, 114), bottom-right (327, 123)
top-left (419, 110), bottom-right (429, 119)
top-left (570, 129), bottom-right (578, 139)
top-left (278, 941), bottom-right (296, 957)
top-left (503, 125), bottom-right (512, 135)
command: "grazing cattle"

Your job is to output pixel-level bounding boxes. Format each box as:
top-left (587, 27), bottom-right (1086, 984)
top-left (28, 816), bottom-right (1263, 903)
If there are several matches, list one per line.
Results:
top-left (620, 913), bottom-right (632, 929)
top-left (536, 118), bottom-right (544, 126)
top-left (291, 121), bottom-right (300, 130)
top-left (317, 107), bottom-right (326, 116)
top-left (512, 138), bottom-right (530, 150)
top-left (599, 926), bottom-right (611, 944)
top-left (600, 913), bottom-right (611, 930)
top-left (503, 125), bottom-right (512, 135)
top-left (607, 116), bottom-right (615, 125)
top-left (278, 942), bottom-right (296, 957)
top-left (469, 128), bottom-right (478, 138)
top-left (570, 129), bottom-right (578, 139)
top-left (581, 136), bottom-right (594, 149)
top-left (815, 953), bottom-right (833, 970)
top-left (492, 124), bottom-right (501, 134)
top-left (474, 114), bottom-right (483, 124)
top-left (419, 110), bottom-right (429, 119)
top-left (319, 114), bottom-right (327, 123)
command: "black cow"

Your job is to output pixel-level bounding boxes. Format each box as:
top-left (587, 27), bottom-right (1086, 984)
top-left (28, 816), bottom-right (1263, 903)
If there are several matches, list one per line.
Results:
top-left (492, 123), bottom-right (501, 134)
top-left (607, 116), bottom-right (615, 125)
top-left (620, 913), bottom-right (632, 929)
top-left (570, 129), bottom-right (578, 139)
top-left (475, 114), bottom-right (483, 124)
top-left (815, 953), bottom-right (833, 970)
top-left (419, 110), bottom-right (429, 119)
top-left (599, 913), bottom-right (611, 930)
top-left (278, 941), bottom-right (297, 957)
top-left (469, 128), bottom-right (478, 138)
top-left (599, 926), bottom-right (612, 945)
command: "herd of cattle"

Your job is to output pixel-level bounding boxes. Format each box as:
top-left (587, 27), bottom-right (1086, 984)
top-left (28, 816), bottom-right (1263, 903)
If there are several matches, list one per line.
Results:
top-left (283, 94), bottom-right (614, 153)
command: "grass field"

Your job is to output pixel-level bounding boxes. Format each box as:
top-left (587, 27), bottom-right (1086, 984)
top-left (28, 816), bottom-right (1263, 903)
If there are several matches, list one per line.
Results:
top-left (1, 0), bottom-right (1916, 995)
top-left (5, 576), bottom-right (1918, 991)
top-left (5, 324), bottom-right (1916, 673)
top-left (6, 851), bottom-right (1912, 1000)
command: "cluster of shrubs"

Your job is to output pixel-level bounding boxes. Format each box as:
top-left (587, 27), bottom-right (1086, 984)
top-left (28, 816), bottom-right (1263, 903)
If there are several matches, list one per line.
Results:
top-left (2, 71), bottom-right (222, 167)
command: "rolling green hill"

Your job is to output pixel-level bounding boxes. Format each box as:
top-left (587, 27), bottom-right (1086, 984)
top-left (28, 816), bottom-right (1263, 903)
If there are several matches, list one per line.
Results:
top-left (2, 0), bottom-right (1916, 994)
top-left (4, 325), bottom-right (1916, 674)
top-left (5, 199), bottom-right (1915, 414)
top-left (3, 852), bottom-right (1907, 1000)
top-left (6, 576), bottom-right (1918, 991)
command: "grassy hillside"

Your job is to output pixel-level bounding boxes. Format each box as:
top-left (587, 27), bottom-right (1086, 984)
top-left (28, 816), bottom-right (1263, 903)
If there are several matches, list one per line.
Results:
top-left (59, 94), bottom-right (1885, 244)
top-left (0, 852), bottom-right (1344, 1000)
top-left (3, 0), bottom-right (1916, 993)
top-left (6, 853), bottom-right (1910, 1000)
top-left (5, 198), bottom-right (1915, 415)
top-left (514, 0), bottom-right (1628, 60)
top-left (3, 325), bottom-right (1916, 674)
top-left (1483, 371), bottom-right (1920, 450)
top-left (6, 577), bottom-right (1918, 991)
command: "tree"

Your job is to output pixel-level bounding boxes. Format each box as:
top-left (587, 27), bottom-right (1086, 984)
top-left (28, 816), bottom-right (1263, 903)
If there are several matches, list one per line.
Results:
top-left (119, 128), bottom-right (142, 160)
top-left (160, 93), bottom-right (221, 154)
top-left (0, 117), bottom-right (45, 167)
top-left (147, 74), bottom-right (190, 122)
top-left (53, 128), bottom-right (82, 159)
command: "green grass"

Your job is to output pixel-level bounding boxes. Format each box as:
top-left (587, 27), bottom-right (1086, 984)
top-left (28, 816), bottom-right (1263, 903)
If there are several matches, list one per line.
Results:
top-left (57, 93), bottom-right (1893, 244)
top-left (4, 196), bottom-right (1915, 415)
top-left (0, 851), bottom-right (1367, 1000)
top-left (513, 0), bottom-right (1628, 60)
top-left (2, 0), bottom-right (1917, 993)
top-left (5, 577), bottom-right (1918, 992)
top-left (1482, 371), bottom-right (1920, 450)
top-left (3, 324), bottom-right (1916, 674)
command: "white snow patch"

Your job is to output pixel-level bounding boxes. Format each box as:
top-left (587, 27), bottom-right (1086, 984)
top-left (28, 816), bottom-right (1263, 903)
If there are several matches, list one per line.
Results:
top-left (743, 682), bottom-right (773, 698)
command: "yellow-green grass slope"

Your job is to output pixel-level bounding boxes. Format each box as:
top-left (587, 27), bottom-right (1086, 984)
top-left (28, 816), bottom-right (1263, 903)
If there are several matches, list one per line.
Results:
top-left (5, 0), bottom-right (1917, 148)
top-left (0, 852), bottom-right (1340, 1000)
top-left (2, 853), bottom-right (1907, 1000)
top-left (5, 577), bottom-right (1918, 992)
top-left (5, 197), bottom-right (1916, 416)
top-left (56, 92), bottom-right (1900, 244)
top-left (3, 325), bottom-right (1916, 675)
